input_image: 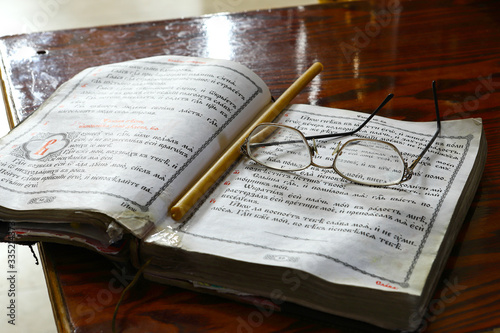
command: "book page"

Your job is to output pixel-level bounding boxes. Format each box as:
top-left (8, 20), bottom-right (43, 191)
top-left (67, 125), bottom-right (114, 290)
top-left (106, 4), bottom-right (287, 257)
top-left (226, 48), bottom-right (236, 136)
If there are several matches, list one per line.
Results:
top-left (149, 104), bottom-right (483, 295)
top-left (0, 56), bottom-right (271, 238)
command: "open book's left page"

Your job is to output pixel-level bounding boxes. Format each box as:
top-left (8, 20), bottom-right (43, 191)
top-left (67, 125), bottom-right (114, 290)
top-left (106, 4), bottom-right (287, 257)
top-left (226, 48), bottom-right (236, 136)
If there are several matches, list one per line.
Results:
top-left (0, 55), bottom-right (271, 239)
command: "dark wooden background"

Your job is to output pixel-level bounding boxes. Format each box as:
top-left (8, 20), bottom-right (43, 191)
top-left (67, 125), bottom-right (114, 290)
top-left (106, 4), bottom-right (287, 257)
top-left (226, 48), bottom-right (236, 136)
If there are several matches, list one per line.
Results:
top-left (1, 0), bottom-right (499, 332)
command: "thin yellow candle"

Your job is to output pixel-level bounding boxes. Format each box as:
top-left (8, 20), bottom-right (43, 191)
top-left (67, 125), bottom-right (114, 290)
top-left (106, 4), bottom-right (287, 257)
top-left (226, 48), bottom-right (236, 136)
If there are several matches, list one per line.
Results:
top-left (170, 62), bottom-right (323, 221)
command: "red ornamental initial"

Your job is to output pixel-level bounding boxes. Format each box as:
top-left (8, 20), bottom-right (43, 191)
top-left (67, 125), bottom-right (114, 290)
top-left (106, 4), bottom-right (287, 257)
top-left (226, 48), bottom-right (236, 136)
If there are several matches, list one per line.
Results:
top-left (35, 139), bottom-right (57, 156)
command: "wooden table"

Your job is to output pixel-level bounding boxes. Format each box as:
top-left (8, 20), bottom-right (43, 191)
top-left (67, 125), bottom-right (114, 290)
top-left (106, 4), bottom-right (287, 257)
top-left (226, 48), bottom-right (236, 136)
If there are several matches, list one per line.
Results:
top-left (1, 0), bottom-right (499, 332)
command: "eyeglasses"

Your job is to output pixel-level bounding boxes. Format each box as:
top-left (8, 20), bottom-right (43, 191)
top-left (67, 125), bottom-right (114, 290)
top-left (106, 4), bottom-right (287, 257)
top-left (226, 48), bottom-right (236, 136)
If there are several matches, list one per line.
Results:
top-left (241, 82), bottom-right (441, 186)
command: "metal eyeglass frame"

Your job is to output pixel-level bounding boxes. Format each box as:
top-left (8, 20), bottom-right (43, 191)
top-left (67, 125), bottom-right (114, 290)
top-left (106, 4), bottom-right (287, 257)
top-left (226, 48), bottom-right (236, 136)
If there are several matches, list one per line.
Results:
top-left (241, 81), bottom-right (442, 186)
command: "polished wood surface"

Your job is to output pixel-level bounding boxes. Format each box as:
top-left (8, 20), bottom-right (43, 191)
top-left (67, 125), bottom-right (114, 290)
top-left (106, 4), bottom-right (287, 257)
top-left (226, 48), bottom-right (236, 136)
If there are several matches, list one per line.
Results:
top-left (1, 0), bottom-right (499, 332)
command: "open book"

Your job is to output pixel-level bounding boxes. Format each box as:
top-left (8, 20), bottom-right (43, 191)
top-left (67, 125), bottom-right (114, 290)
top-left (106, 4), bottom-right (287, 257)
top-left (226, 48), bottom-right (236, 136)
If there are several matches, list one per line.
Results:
top-left (0, 56), bottom-right (486, 331)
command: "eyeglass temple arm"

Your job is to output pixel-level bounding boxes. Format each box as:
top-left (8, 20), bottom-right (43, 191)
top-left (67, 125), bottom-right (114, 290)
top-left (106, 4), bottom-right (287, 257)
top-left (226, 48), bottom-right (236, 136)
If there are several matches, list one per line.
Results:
top-left (243, 93), bottom-right (394, 151)
top-left (408, 81), bottom-right (442, 171)
top-left (303, 93), bottom-right (394, 141)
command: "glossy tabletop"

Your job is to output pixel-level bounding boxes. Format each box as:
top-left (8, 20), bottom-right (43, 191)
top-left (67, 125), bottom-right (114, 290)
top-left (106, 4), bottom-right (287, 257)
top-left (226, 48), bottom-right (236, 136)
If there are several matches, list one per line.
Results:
top-left (0, 0), bottom-right (499, 332)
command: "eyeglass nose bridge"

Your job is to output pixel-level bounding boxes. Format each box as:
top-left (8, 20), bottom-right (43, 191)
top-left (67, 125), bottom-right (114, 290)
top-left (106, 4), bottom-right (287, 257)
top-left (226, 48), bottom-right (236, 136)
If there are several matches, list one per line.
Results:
top-left (308, 140), bottom-right (343, 170)
top-left (310, 138), bottom-right (319, 156)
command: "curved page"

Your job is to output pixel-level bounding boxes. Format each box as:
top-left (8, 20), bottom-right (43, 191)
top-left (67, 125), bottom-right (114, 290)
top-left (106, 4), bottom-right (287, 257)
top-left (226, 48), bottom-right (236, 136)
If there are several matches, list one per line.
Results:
top-left (0, 55), bottom-right (271, 238)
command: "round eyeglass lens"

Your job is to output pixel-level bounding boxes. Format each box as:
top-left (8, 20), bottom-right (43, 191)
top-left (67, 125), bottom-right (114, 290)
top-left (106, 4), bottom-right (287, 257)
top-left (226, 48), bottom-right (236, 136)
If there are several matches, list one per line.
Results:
top-left (333, 139), bottom-right (405, 185)
top-left (246, 124), bottom-right (311, 170)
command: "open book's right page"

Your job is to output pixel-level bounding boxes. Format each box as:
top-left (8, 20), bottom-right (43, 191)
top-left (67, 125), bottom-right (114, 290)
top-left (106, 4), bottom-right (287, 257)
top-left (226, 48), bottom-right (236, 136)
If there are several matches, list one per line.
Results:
top-left (149, 104), bottom-right (483, 296)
